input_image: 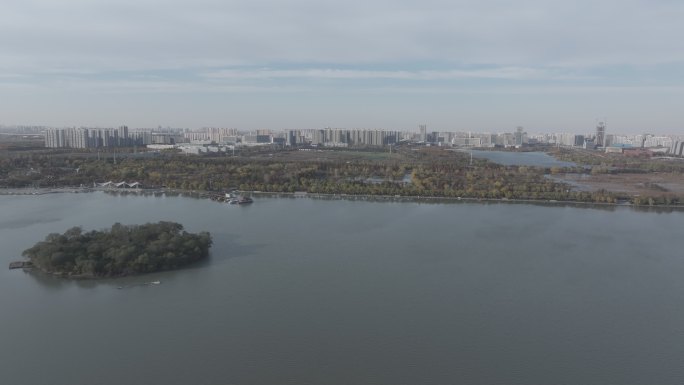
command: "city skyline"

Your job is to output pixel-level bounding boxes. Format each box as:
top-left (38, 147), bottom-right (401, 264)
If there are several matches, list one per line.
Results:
top-left (2, 0), bottom-right (684, 133)
top-left (6, 122), bottom-right (684, 139)
top-left (39, 124), bottom-right (682, 150)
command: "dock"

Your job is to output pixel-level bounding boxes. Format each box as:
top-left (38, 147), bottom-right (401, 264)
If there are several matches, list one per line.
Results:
top-left (9, 261), bottom-right (33, 269)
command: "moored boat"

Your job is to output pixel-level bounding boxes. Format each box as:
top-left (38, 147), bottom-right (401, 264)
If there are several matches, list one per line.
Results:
top-left (228, 195), bottom-right (253, 204)
top-left (237, 196), bottom-right (253, 204)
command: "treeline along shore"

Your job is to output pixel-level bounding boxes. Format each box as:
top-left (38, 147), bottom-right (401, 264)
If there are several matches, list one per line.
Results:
top-left (1, 145), bottom-right (683, 206)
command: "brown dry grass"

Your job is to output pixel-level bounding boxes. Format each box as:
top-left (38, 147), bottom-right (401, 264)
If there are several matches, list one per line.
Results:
top-left (558, 172), bottom-right (684, 196)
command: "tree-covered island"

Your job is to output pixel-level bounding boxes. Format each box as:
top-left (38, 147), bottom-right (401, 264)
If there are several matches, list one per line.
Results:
top-left (22, 221), bottom-right (212, 277)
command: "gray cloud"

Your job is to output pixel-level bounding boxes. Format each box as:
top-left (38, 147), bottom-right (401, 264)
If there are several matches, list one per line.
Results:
top-left (2, 0), bottom-right (684, 131)
top-left (2, 0), bottom-right (684, 73)
top-left (202, 67), bottom-right (567, 80)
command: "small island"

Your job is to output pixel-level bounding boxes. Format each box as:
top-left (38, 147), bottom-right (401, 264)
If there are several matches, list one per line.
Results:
top-left (21, 221), bottom-right (212, 277)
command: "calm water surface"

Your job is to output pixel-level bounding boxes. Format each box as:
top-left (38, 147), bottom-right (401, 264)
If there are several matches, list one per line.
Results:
top-left (2, 192), bottom-right (684, 385)
top-left (467, 150), bottom-right (577, 167)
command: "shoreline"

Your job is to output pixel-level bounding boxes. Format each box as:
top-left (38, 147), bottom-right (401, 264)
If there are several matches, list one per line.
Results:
top-left (245, 191), bottom-right (684, 211)
top-left (2, 186), bottom-right (683, 211)
top-left (0, 187), bottom-right (96, 195)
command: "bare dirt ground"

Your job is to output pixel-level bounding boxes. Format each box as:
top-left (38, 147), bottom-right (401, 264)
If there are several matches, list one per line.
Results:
top-left (556, 172), bottom-right (684, 196)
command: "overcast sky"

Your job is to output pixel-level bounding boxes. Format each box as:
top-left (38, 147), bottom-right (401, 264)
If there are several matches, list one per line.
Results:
top-left (2, 0), bottom-right (683, 133)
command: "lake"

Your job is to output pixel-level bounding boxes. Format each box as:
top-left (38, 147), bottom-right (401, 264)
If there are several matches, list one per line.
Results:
top-left (465, 150), bottom-right (577, 167)
top-left (2, 192), bottom-right (684, 385)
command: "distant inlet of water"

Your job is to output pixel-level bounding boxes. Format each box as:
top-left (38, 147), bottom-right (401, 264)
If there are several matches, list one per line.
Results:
top-left (464, 149), bottom-right (577, 167)
top-left (2, 192), bottom-right (684, 385)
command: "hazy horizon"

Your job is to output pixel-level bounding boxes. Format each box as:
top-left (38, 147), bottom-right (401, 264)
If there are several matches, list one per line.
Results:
top-left (2, 0), bottom-right (683, 134)
top-left (4, 123), bottom-right (684, 137)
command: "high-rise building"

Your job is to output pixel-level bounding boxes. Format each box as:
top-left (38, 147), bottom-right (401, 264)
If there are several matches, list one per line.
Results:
top-left (419, 124), bottom-right (427, 142)
top-left (514, 126), bottom-right (525, 146)
top-left (670, 141), bottom-right (684, 156)
top-left (119, 125), bottom-right (129, 146)
top-left (596, 121), bottom-right (606, 147)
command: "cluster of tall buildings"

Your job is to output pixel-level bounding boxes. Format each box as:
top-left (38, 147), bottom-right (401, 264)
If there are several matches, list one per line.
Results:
top-left (533, 132), bottom-right (677, 150)
top-left (527, 122), bottom-right (609, 148)
top-left (44, 126), bottom-right (275, 149)
top-left (294, 128), bottom-right (405, 147)
top-left (43, 126), bottom-right (210, 148)
top-left (38, 124), bottom-right (586, 150)
top-left (182, 128), bottom-right (239, 143)
top-left (418, 127), bottom-right (527, 147)
top-left (39, 123), bottom-right (684, 156)
top-left (45, 126), bottom-right (147, 148)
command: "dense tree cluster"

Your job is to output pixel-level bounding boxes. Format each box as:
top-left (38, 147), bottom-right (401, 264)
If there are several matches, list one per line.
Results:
top-left (1, 146), bottom-right (682, 205)
top-left (22, 222), bottom-right (212, 277)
